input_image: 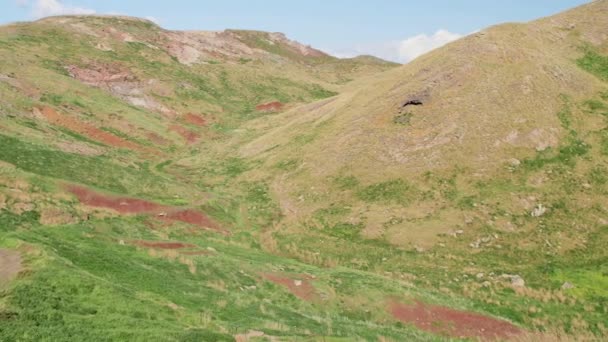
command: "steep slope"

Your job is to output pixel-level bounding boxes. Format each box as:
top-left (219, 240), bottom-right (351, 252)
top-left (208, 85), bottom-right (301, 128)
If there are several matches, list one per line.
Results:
top-left (230, 0), bottom-right (608, 337)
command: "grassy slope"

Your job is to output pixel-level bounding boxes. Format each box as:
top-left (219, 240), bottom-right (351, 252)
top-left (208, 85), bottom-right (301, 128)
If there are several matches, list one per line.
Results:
top-left (231, 0), bottom-right (608, 337)
top-left (0, 3), bottom-right (607, 342)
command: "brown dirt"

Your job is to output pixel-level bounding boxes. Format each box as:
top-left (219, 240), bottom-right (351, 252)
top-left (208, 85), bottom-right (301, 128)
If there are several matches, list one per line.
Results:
top-left (182, 113), bottom-right (207, 127)
top-left (130, 240), bottom-right (196, 249)
top-left (56, 140), bottom-right (104, 156)
top-left (38, 106), bottom-right (149, 153)
top-left (169, 124), bottom-right (199, 144)
top-left (39, 207), bottom-right (78, 226)
top-left (66, 63), bottom-right (135, 86)
top-left (66, 185), bottom-right (224, 233)
top-left (146, 132), bottom-right (170, 146)
top-left (263, 273), bottom-right (317, 301)
top-left (388, 300), bottom-right (522, 340)
top-left (0, 249), bottom-right (22, 285)
top-left (255, 101), bottom-right (284, 112)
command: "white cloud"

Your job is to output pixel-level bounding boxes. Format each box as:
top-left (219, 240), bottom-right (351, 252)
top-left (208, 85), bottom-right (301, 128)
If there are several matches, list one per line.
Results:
top-left (329, 29), bottom-right (464, 64)
top-left (397, 30), bottom-right (462, 62)
top-left (144, 16), bottom-right (160, 24)
top-left (18, 0), bottom-right (96, 19)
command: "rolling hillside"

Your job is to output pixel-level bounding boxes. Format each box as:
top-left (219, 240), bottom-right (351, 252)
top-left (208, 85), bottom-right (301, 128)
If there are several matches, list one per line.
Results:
top-left (0, 2), bottom-right (607, 341)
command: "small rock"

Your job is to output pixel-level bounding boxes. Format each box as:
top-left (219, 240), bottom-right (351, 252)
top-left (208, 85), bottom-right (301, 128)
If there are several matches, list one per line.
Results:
top-left (482, 281), bottom-right (491, 288)
top-left (511, 275), bottom-right (525, 288)
top-left (455, 230), bottom-right (464, 235)
top-left (293, 280), bottom-right (302, 287)
top-left (206, 247), bottom-right (216, 252)
top-left (118, 240), bottom-right (125, 245)
top-left (561, 282), bottom-right (574, 290)
top-left (582, 183), bottom-right (591, 190)
top-left (531, 204), bottom-right (547, 217)
top-left (158, 212), bottom-right (167, 217)
top-left (508, 158), bottom-right (521, 167)
top-left (476, 273), bottom-right (484, 279)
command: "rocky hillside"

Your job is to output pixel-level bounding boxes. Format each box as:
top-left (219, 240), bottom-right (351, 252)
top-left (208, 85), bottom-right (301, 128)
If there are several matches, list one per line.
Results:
top-left (0, 2), bottom-right (607, 341)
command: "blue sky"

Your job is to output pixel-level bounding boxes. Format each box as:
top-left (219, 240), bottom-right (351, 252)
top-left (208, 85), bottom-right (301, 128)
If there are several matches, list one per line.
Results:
top-left (1, 0), bottom-right (591, 62)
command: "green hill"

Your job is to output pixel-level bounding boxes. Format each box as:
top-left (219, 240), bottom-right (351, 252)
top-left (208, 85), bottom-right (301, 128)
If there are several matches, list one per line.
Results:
top-left (0, 2), bottom-right (607, 341)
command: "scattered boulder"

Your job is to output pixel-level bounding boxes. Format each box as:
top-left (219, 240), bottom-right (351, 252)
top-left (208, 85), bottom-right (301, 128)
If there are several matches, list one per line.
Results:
top-left (561, 282), bottom-right (574, 290)
top-left (511, 275), bottom-right (525, 288)
top-left (531, 204), bottom-right (547, 217)
top-left (501, 274), bottom-right (525, 288)
top-left (508, 158), bottom-right (521, 167)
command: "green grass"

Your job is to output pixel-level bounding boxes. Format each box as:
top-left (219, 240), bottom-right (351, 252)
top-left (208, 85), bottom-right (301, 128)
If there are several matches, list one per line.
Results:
top-left (0, 213), bottom-right (442, 341)
top-left (0, 134), bottom-right (167, 195)
top-left (357, 179), bottom-right (418, 205)
top-left (577, 50), bottom-right (608, 81)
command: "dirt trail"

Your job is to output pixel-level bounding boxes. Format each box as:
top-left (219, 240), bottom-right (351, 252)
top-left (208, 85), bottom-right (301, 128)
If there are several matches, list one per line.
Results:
top-left (0, 249), bottom-right (22, 284)
top-left (67, 185), bottom-right (224, 233)
top-left (388, 300), bottom-right (522, 340)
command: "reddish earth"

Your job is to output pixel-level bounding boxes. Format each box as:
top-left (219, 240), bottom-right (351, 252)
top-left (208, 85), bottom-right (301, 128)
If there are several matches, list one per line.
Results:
top-left (388, 300), bottom-right (522, 340)
top-left (67, 184), bottom-right (163, 214)
top-left (131, 240), bottom-right (196, 249)
top-left (255, 101), bottom-right (284, 112)
top-left (182, 113), bottom-right (207, 127)
top-left (158, 209), bottom-right (219, 231)
top-left (38, 106), bottom-right (149, 153)
top-left (263, 273), bottom-right (317, 301)
top-left (169, 124), bottom-right (199, 144)
top-left (146, 132), bottom-right (170, 146)
top-left (66, 185), bottom-right (223, 233)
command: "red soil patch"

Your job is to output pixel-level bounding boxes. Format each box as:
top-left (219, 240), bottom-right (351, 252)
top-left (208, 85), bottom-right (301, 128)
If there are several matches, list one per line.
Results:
top-left (66, 185), bottom-right (224, 233)
top-left (158, 209), bottom-right (219, 231)
top-left (38, 106), bottom-right (148, 153)
top-left (131, 240), bottom-right (196, 249)
top-left (388, 300), bottom-right (522, 340)
top-left (146, 132), bottom-right (170, 146)
top-left (263, 273), bottom-right (317, 301)
top-left (182, 113), bottom-right (207, 127)
top-left (67, 184), bottom-right (163, 214)
top-left (255, 101), bottom-right (284, 112)
top-left (169, 124), bottom-right (199, 144)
